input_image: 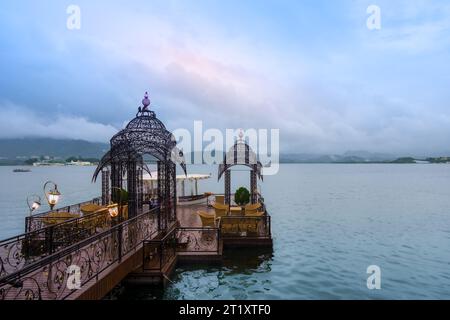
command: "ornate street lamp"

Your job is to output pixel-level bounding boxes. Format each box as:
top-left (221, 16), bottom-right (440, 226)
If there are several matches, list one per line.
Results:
top-left (43, 181), bottom-right (61, 210)
top-left (107, 203), bottom-right (119, 218)
top-left (27, 194), bottom-right (41, 216)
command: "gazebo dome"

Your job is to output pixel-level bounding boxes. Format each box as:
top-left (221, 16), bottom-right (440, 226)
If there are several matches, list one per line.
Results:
top-left (218, 139), bottom-right (263, 181)
top-left (93, 92), bottom-right (187, 182)
top-left (125, 110), bottom-right (167, 131)
top-left (106, 94), bottom-right (180, 163)
top-left (217, 132), bottom-right (263, 205)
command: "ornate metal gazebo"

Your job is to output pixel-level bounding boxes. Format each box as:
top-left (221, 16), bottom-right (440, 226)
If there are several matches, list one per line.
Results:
top-left (218, 132), bottom-right (263, 205)
top-left (93, 92), bottom-right (186, 231)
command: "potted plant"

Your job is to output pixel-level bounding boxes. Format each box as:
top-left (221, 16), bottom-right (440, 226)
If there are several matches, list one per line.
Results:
top-left (234, 187), bottom-right (250, 206)
top-left (113, 188), bottom-right (128, 205)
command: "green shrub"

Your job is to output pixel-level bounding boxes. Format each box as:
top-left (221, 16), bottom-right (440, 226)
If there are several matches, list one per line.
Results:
top-left (113, 188), bottom-right (128, 205)
top-left (234, 187), bottom-right (250, 206)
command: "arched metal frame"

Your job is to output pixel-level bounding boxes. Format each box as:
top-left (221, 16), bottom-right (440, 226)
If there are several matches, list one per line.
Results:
top-left (93, 104), bottom-right (187, 231)
top-left (218, 140), bottom-right (263, 204)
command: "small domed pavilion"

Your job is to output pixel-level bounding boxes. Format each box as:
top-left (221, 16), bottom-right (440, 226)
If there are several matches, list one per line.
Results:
top-left (93, 92), bottom-right (186, 231)
top-left (218, 131), bottom-right (263, 205)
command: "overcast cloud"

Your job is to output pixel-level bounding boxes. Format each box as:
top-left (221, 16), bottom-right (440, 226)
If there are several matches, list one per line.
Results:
top-left (1, 0), bottom-right (450, 155)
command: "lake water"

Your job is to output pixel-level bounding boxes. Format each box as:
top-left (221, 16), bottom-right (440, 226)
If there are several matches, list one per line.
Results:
top-left (1, 164), bottom-right (450, 299)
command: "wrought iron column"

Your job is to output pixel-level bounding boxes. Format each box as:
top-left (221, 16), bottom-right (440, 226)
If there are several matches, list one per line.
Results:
top-left (225, 170), bottom-right (231, 205)
top-left (137, 165), bottom-right (143, 214)
top-left (164, 161), bottom-right (170, 229)
top-left (157, 161), bottom-right (165, 231)
top-left (127, 158), bottom-right (137, 219)
top-left (250, 164), bottom-right (257, 204)
top-left (111, 161), bottom-right (122, 203)
top-left (101, 168), bottom-right (110, 205)
top-left (170, 161), bottom-right (177, 223)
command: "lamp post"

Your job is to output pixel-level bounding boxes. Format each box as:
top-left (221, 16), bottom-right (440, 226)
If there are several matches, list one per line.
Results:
top-left (27, 194), bottom-right (41, 216)
top-left (43, 181), bottom-right (61, 210)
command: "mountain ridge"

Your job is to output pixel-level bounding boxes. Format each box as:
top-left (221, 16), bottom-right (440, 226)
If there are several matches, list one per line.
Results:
top-left (0, 138), bottom-right (109, 159)
top-left (0, 138), bottom-right (448, 165)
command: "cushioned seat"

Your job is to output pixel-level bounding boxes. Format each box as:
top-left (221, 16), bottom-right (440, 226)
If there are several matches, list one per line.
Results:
top-left (229, 206), bottom-right (243, 216)
top-left (198, 211), bottom-right (216, 227)
top-left (80, 208), bottom-right (110, 230)
top-left (244, 203), bottom-right (262, 215)
top-left (212, 202), bottom-right (229, 219)
top-left (42, 212), bottom-right (81, 225)
top-left (80, 203), bottom-right (103, 215)
top-left (215, 195), bottom-right (225, 204)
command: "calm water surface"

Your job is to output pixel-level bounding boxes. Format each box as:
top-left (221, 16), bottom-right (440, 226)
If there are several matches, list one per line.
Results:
top-left (1, 164), bottom-right (450, 299)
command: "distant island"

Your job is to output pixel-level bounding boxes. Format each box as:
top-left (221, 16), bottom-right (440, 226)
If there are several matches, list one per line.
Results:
top-left (0, 138), bottom-right (107, 166)
top-left (25, 156), bottom-right (99, 167)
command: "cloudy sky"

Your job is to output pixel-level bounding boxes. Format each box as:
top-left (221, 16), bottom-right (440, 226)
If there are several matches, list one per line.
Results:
top-left (1, 0), bottom-right (450, 155)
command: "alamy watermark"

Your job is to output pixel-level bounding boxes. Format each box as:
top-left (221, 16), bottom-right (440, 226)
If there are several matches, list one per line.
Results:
top-left (66, 264), bottom-right (81, 290)
top-left (172, 121), bottom-right (280, 176)
top-left (66, 4), bottom-right (81, 30)
top-left (366, 5), bottom-right (381, 30)
top-left (367, 265), bottom-right (381, 290)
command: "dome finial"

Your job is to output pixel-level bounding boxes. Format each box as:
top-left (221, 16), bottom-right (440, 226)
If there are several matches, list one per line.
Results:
top-left (238, 129), bottom-right (244, 142)
top-left (142, 91), bottom-right (151, 111)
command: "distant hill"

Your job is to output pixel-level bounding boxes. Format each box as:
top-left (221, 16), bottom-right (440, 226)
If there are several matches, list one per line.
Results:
top-left (280, 151), bottom-right (396, 163)
top-left (389, 157), bottom-right (416, 164)
top-left (1, 138), bottom-right (447, 165)
top-left (0, 138), bottom-right (109, 160)
top-left (342, 150), bottom-right (396, 162)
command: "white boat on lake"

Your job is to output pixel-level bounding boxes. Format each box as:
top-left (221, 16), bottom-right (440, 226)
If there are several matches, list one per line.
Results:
top-left (143, 172), bottom-right (212, 206)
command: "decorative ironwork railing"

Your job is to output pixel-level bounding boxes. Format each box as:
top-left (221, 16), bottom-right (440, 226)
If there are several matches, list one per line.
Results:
top-left (0, 208), bottom-right (158, 300)
top-left (142, 228), bottom-right (177, 271)
top-left (25, 197), bottom-right (102, 232)
top-left (219, 214), bottom-right (271, 238)
top-left (142, 227), bottom-right (220, 272)
top-left (176, 227), bottom-right (220, 254)
top-left (0, 210), bottom-right (112, 279)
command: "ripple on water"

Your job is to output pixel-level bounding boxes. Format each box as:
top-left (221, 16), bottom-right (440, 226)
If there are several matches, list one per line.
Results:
top-left (106, 164), bottom-right (450, 299)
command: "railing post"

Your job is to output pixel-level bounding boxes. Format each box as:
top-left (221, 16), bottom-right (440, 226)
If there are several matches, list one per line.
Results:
top-left (25, 216), bottom-right (30, 233)
top-left (217, 228), bottom-right (220, 254)
top-left (47, 226), bottom-right (54, 255)
top-left (118, 224), bottom-right (123, 262)
top-left (159, 242), bottom-right (163, 271)
top-left (142, 241), bottom-right (146, 271)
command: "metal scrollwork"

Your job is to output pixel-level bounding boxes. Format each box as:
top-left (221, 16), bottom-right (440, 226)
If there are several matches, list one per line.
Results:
top-left (0, 209), bottom-right (158, 300)
top-left (176, 228), bottom-right (219, 253)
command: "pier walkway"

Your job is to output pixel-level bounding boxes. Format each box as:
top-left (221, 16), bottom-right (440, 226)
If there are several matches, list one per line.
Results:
top-left (0, 200), bottom-right (271, 300)
top-left (0, 93), bottom-right (272, 300)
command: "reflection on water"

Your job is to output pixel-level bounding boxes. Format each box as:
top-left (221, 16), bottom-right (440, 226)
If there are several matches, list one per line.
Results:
top-left (221, 248), bottom-right (273, 274)
top-left (116, 248), bottom-right (274, 300)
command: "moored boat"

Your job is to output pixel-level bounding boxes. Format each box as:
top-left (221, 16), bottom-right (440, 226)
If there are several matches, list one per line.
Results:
top-left (178, 193), bottom-right (211, 206)
top-left (143, 172), bottom-right (212, 206)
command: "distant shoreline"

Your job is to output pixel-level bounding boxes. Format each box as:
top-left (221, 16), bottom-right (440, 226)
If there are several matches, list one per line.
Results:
top-left (2, 162), bottom-right (450, 167)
